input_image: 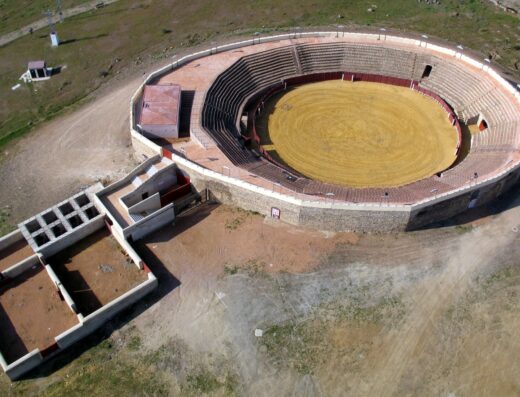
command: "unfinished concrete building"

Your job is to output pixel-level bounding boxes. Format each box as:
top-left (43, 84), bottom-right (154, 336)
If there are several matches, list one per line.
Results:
top-left (0, 185), bottom-right (158, 380)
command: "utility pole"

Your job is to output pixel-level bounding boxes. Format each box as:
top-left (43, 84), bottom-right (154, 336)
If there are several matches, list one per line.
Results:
top-left (44, 9), bottom-right (60, 47)
top-left (56, 0), bottom-right (64, 23)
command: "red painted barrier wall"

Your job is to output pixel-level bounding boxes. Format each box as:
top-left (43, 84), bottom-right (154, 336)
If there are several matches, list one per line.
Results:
top-left (159, 170), bottom-right (192, 206)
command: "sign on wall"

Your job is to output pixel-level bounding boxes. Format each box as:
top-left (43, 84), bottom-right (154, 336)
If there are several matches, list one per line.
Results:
top-left (271, 207), bottom-right (280, 219)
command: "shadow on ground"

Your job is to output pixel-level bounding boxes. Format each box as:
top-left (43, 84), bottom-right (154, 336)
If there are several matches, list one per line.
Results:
top-left (59, 33), bottom-right (109, 45)
top-left (417, 181), bottom-right (520, 230)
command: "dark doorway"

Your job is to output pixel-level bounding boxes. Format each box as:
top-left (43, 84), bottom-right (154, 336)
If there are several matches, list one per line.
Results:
top-left (422, 65), bottom-right (433, 78)
top-left (179, 90), bottom-right (195, 138)
top-left (142, 192), bottom-right (149, 200)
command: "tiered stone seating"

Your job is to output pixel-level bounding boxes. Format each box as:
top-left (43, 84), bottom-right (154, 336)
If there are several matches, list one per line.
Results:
top-left (419, 59), bottom-right (489, 113)
top-left (472, 121), bottom-right (520, 152)
top-left (202, 46), bottom-right (299, 166)
top-left (295, 43), bottom-right (416, 79)
top-left (464, 89), bottom-right (519, 126)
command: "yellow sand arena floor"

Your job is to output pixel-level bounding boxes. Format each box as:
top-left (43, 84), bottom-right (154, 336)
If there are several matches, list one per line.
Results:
top-left (264, 80), bottom-right (459, 188)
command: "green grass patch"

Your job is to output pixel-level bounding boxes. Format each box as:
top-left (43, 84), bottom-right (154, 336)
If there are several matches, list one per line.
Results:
top-left (454, 224), bottom-right (474, 234)
top-left (225, 217), bottom-right (245, 231)
top-left (224, 264), bottom-right (240, 275)
top-left (0, 0), bottom-right (89, 36)
top-left (336, 295), bottom-right (406, 324)
top-left (262, 321), bottom-right (325, 374)
top-left (4, 338), bottom-right (169, 397)
top-left (261, 294), bottom-right (406, 374)
top-left (224, 207), bottom-right (260, 230)
top-left (127, 334), bottom-right (142, 352)
top-left (0, 206), bottom-right (15, 237)
top-left (144, 339), bottom-right (238, 396)
top-left (223, 259), bottom-right (269, 277)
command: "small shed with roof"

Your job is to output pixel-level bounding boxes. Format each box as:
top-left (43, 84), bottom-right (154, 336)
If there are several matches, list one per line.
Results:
top-left (138, 84), bottom-right (181, 139)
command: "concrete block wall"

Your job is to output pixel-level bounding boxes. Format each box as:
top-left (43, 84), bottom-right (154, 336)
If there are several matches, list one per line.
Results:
top-left (38, 216), bottom-right (105, 259)
top-left (19, 188), bottom-right (104, 257)
top-left (1, 254), bottom-right (40, 279)
top-left (44, 264), bottom-right (78, 314)
top-left (123, 204), bottom-right (175, 241)
top-left (128, 193), bottom-right (161, 215)
top-left (1, 349), bottom-right (43, 381)
top-left (55, 274), bottom-right (157, 350)
top-left (107, 222), bottom-right (144, 268)
top-left (0, 229), bottom-right (25, 251)
top-left (120, 163), bottom-right (177, 207)
top-left (0, 229), bottom-right (40, 279)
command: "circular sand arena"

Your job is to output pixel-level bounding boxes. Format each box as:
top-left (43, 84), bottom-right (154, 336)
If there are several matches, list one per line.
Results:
top-left (264, 80), bottom-right (459, 188)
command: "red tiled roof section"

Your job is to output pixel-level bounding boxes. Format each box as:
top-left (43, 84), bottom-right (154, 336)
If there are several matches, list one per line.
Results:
top-left (140, 84), bottom-right (181, 126)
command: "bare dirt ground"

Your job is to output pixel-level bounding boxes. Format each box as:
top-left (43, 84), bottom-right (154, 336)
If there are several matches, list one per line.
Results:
top-left (122, 192), bottom-right (520, 396)
top-left (0, 265), bottom-right (78, 364)
top-left (50, 228), bottom-right (147, 315)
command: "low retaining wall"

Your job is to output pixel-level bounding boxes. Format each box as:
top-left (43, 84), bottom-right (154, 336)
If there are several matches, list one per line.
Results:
top-left (408, 166), bottom-right (520, 229)
top-left (1, 254), bottom-right (40, 279)
top-left (123, 204), bottom-right (175, 241)
top-left (38, 215), bottom-right (105, 258)
top-left (176, 150), bottom-right (520, 231)
top-left (44, 264), bottom-right (78, 314)
top-left (1, 349), bottom-right (43, 380)
top-left (0, 229), bottom-right (24, 251)
top-left (177, 160), bottom-right (412, 232)
top-left (55, 274), bottom-right (157, 349)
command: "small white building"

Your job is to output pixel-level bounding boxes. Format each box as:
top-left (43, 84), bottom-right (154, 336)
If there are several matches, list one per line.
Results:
top-left (20, 60), bottom-right (52, 83)
top-left (138, 84), bottom-right (181, 139)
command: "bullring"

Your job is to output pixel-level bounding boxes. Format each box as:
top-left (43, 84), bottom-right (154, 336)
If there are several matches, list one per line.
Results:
top-left (131, 31), bottom-right (520, 232)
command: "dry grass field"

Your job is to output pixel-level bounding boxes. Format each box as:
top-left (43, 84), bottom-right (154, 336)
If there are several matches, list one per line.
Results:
top-left (263, 81), bottom-right (459, 188)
